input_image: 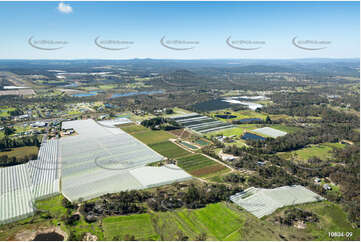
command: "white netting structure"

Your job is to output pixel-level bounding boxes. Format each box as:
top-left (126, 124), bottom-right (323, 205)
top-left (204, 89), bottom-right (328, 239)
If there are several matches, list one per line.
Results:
top-left (0, 164), bottom-right (34, 225)
top-left (28, 139), bottom-right (60, 200)
top-left (230, 185), bottom-right (325, 218)
top-left (0, 140), bottom-right (60, 225)
top-left (129, 164), bottom-right (192, 188)
top-left (251, 127), bottom-right (287, 138)
top-left (1, 119), bottom-right (193, 224)
top-left (60, 119), bottom-right (167, 202)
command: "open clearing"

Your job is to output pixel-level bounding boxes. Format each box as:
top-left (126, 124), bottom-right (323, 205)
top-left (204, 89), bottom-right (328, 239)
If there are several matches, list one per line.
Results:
top-left (0, 107), bottom-right (15, 117)
top-left (99, 201), bottom-right (360, 241)
top-left (0, 146), bottom-right (39, 160)
top-left (103, 214), bottom-right (159, 240)
top-left (278, 142), bottom-right (346, 162)
top-left (131, 130), bottom-right (175, 145)
top-left (211, 109), bottom-right (267, 121)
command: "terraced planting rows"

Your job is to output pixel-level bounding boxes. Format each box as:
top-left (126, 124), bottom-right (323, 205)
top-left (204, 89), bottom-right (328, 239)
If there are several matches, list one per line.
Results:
top-left (177, 154), bottom-right (229, 177)
top-left (149, 141), bottom-right (190, 159)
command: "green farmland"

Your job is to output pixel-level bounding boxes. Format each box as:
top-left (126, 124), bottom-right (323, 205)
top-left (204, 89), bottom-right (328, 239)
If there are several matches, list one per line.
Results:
top-left (120, 124), bottom-right (148, 134)
top-left (132, 130), bottom-right (175, 145)
top-left (278, 142), bottom-right (346, 162)
top-left (121, 124), bottom-right (230, 178)
top-left (102, 202), bottom-right (246, 241)
top-left (210, 109), bottom-right (267, 122)
top-left (1, 197), bottom-right (359, 241)
top-left (149, 141), bottom-right (190, 159)
top-left (177, 154), bottom-right (229, 177)
top-left (99, 201), bottom-right (360, 241)
top-left (0, 107), bottom-right (15, 117)
top-left (0, 146), bottom-right (39, 159)
top-left (103, 214), bottom-right (159, 240)
top-left (121, 124), bottom-right (175, 145)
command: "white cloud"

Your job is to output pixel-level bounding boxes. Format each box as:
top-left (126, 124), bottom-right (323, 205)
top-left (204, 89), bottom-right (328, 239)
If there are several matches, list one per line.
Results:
top-left (57, 2), bottom-right (73, 14)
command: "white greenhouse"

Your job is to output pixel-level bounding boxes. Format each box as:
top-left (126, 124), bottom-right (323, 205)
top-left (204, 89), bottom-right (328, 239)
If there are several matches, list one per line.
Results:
top-left (230, 185), bottom-right (324, 218)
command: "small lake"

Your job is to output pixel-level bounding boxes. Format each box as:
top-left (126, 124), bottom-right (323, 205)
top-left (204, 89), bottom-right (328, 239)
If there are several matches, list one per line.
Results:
top-left (216, 114), bottom-right (237, 119)
top-left (64, 83), bottom-right (78, 88)
top-left (241, 132), bottom-right (266, 141)
top-left (111, 90), bottom-right (163, 98)
top-left (72, 91), bottom-right (99, 97)
top-left (237, 118), bottom-right (262, 123)
top-left (33, 232), bottom-right (64, 241)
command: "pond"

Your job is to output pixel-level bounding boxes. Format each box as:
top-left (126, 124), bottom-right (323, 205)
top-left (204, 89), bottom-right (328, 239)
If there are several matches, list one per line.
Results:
top-left (33, 232), bottom-right (64, 241)
top-left (72, 91), bottom-right (99, 97)
top-left (215, 114), bottom-right (237, 119)
top-left (64, 83), bottom-right (78, 88)
top-left (111, 90), bottom-right (163, 98)
top-left (241, 132), bottom-right (265, 141)
top-left (237, 118), bottom-right (262, 123)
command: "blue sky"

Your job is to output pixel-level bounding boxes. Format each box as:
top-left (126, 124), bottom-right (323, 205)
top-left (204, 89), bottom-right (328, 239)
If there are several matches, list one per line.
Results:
top-left (0, 1), bottom-right (359, 59)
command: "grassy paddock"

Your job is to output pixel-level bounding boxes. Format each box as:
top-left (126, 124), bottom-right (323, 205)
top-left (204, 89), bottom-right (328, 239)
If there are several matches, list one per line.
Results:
top-left (278, 142), bottom-right (346, 162)
top-left (149, 141), bottom-right (191, 159)
top-left (103, 213), bottom-right (159, 240)
top-left (103, 202), bottom-right (245, 240)
top-left (120, 124), bottom-right (148, 134)
top-left (210, 109), bottom-right (267, 122)
top-left (1, 199), bottom-right (358, 241)
top-left (132, 130), bottom-right (175, 145)
top-left (0, 146), bottom-right (39, 159)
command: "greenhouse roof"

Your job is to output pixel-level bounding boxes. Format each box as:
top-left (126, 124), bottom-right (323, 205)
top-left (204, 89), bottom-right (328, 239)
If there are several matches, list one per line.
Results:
top-left (230, 185), bottom-right (324, 218)
top-left (251, 127), bottom-right (287, 138)
top-left (60, 119), bottom-right (169, 202)
top-left (1, 119), bottom-right (193, 223)
top-left (0, 140), bottom-right (60, 225)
